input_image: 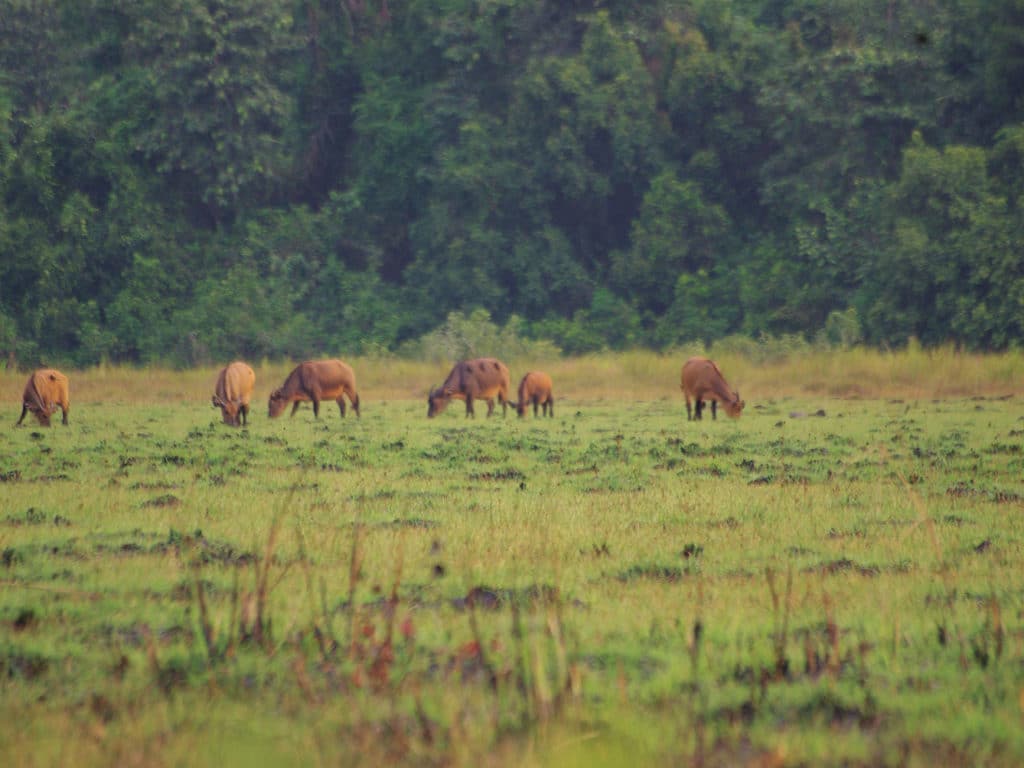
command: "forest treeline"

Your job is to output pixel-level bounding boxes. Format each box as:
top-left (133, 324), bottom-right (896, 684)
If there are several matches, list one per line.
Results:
top-left (1, 0), bottom-right (1023, 367)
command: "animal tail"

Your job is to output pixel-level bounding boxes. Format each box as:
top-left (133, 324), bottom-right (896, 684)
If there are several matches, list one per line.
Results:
top-left (28, 375), bottom-right (46, 412)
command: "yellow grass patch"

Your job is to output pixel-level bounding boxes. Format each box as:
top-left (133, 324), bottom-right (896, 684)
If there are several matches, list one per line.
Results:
top-left (2, 347), bottom-right (1020, 408)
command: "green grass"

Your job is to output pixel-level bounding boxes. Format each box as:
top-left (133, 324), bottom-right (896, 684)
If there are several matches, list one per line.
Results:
top-left (1, 358), bottom-right (1023, 766)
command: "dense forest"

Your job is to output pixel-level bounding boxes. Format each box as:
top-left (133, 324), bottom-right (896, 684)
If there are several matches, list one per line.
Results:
top-left (1, 0), bottom-right (1022, 367)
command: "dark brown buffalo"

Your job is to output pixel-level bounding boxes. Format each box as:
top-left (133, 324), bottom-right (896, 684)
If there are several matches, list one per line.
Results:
top-left (17, 368), bottom-right (70, 427)
top-left (268, 359), bottom-right (360, 420)
top-left (428, 358), bottom-right (510, 418)
top-left (212, 361), bottom-right (255, 426)
top-left (681, 357), bottom-right (744, 421)
top-left (513, 371), bottom-right (554, 418)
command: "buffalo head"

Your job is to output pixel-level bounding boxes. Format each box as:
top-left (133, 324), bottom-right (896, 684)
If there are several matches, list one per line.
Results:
top-left (723, 392), bottom-right (745, 418)
top-left (427, 387), bottom-right (450, 418)
top-left (28, 403), bottom-right (52, 427)
top-left (213, 394), bottom-right (242, 426)
top-left (268, 389), bottom-right (288, 418)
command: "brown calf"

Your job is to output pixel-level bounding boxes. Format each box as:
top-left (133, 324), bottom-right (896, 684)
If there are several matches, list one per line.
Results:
top-left (513, 371), bottom-right (554, 418)
top-left (681, 357), bottom-right (744, 421)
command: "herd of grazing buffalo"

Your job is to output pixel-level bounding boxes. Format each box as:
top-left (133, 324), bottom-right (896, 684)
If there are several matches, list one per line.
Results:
top-left (13, 356), bottom-right (744, 428)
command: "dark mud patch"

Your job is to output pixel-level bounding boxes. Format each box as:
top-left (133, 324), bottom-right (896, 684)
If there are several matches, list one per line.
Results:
top-left (796, 689), bottom-right (880, 728)
top-left (580, 651), bottom-right (665, 681)
top-left (5, 508), bottom-right (52, 527)
top-left (985, 442), bottom-right (1021, 455)
top-left (162, 529), bottom-right (256, 566)
top-left (469, 467), bottom-right (525, 482)
top-left (451, 584), bottom-right (562, 611)
top-left (1, 651), bottom-right (50, 680)
top-left (350, 489), bottom-right (396, 502)
top-left (12, 608), bottom-right (38, 631)
top-left (91, 529), bottom-right (255, 566)
top-left (617, 563), bottom-right (684, 583)
top-left (141, 494), bottom-right (182, 509)
top-left (803, 558), bottom-right (880, 577)
top-left (371, 518), bottom-right (440, 531)
top-left (946, 483), bottom-right (1022, 504)
top-left (129, 481), bottom-right (181, 491)
top-left (564, 465), bottom-right (599, 476)
top-left (2, 548), bottom-right (25, 567)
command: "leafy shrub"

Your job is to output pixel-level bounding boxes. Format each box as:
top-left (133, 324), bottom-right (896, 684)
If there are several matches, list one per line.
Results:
top-left (399, 309), bottom-right (561, 362)
top-left (816, 308), bottom-right (863, 349)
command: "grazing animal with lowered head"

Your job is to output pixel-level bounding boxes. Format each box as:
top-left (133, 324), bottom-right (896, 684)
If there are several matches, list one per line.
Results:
top-left (513, 371), bottom-right (554, 418)
top-left (212, 361), bottom-right (255, 426)
top-left (681, 357), bottom-right (744, 421)
top-left (17, 368), bottom-right (70, 427)
top-left (268, 359), bottom-right (360, 420)
top-left (428, 358), bottom-right (510, 418)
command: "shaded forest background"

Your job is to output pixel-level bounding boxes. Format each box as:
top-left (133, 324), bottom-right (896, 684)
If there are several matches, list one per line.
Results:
top-left (1, 0), bottom-right (1022, 367)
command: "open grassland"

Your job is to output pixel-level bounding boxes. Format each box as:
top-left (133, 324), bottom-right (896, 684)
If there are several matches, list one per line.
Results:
top-left (1, 350), bottom-right (1022, 767)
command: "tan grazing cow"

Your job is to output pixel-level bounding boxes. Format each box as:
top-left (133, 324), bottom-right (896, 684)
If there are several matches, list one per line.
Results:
top-left (428, 358), bottom-right (510, 418)
top-left (513, 371), bottom-right (554, 418)
top-left (211, 361), bottom-right (256, 427)
top-left (17, 368), bottom-right (70, 427)
top-left (681, 357), bottom-right (744, 421)
top-left (268, 359), bottom-right (360, 420)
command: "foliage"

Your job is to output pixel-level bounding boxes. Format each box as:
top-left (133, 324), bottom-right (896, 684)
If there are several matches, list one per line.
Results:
top-left (1, 0), bottom-right (1023, 367)
top-left (398, 308), bottom-right (561, 363)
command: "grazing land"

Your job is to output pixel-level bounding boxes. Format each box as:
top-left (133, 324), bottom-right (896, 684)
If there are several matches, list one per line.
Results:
top-left (1, 351), bottom-right (1022, 767)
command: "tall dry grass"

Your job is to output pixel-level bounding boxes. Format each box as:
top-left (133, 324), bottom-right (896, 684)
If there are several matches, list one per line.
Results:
top-left (1, 346), bottom-right (1020, 407)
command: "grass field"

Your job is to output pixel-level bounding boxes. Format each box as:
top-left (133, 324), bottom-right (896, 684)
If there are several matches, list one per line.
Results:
top-left (1, 350), bottom-right (1023, 766)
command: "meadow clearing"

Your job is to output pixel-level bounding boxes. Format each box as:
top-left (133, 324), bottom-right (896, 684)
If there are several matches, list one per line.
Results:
top-left (1, 348), bottom-right (1022, 767)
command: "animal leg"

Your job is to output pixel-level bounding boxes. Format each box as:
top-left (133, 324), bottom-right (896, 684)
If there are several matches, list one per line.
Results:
top-left (352, 392), bottom-right (361, 417)
top-left (547, 399), bottom-right (554, 417)
top-left (240, 404), bottom-right (248, 426)
top-left (695, 399), bottom-right (704, 420)
top-left (485, 398), bottom-right (496, 417)
top-left (337, 397), bottom-right (346, 418)
top-left (16, 404), bottom-right (28, 426)
top-left (290, 401), bottom-right (302, 417)
top-left (465, 395), bottom-right (475, 418)
top-left (685, 395), bottom-right (693, 421)
top-left (711, 400), bottom-right (718, 420)
top-left (312, 397), bottom-right (321, 418)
